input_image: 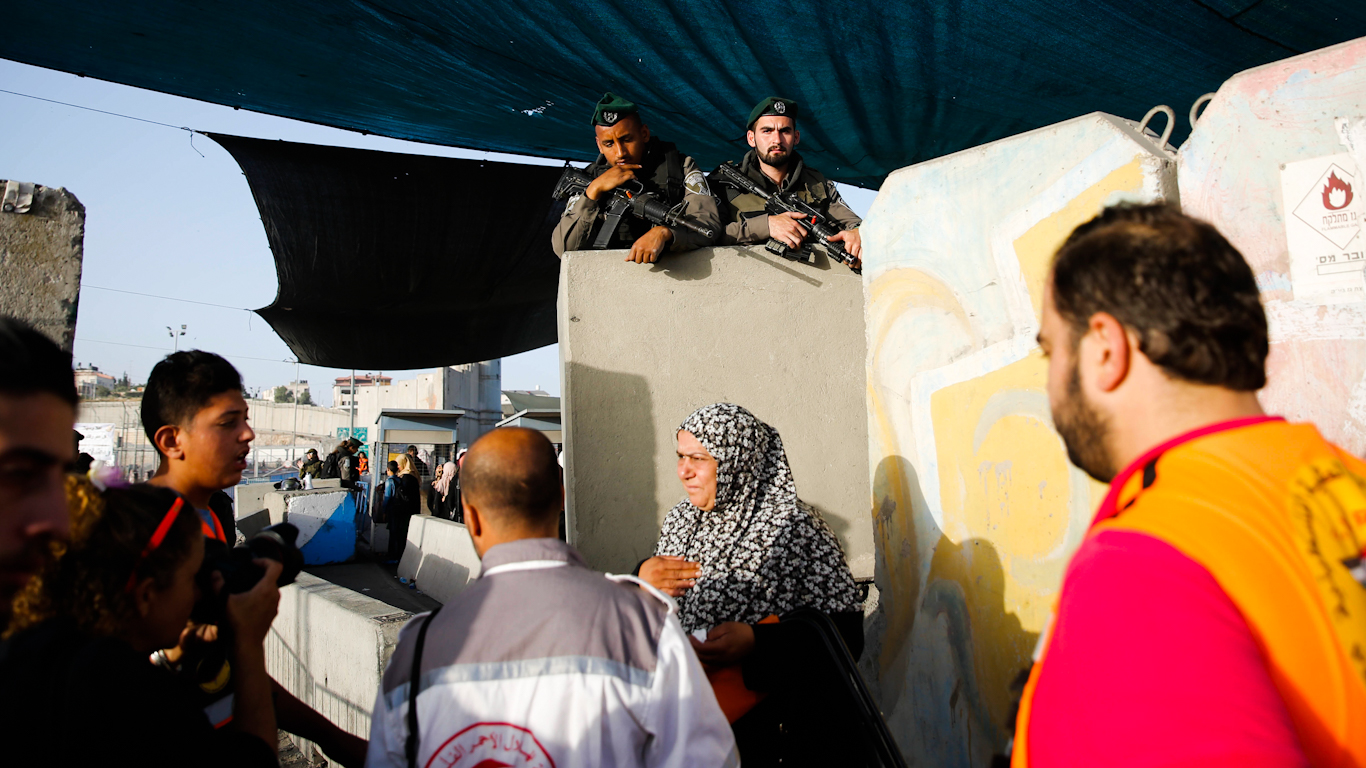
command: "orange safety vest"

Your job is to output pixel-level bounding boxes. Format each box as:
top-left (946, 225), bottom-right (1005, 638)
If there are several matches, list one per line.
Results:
top-left (1014, 417), bottom-right (1366, 768)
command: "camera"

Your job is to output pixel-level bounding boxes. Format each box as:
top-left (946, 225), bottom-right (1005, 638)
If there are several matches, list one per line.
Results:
top-left (191, 522), bottom-right (304, 625)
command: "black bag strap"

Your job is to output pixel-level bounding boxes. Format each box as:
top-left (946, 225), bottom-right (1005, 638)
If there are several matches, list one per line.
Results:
top-left (405, 607), bottom-right (441, 768)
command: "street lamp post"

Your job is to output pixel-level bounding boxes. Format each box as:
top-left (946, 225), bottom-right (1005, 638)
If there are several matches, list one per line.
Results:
top-left (166, 324), bottom-right (186, 352)
top-left (287, 358), bottom-right (300, 465)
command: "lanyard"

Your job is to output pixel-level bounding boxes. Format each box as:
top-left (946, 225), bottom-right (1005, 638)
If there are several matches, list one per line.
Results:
top-left (481, 559), bottom-right (570, 577)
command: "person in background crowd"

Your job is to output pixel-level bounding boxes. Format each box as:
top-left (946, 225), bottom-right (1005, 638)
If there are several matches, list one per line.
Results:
top-left (637, 402), bottom-right (863, 766)
top-left (140, 350), bottom-right (367, 766)
top-left (322, 441), bottom-right (350, 482)
top-left (426, 464), bottom-right (443, 518)
top-left (356, 451), bottom-right (369, 478)
top-left (1013, 204), bottom-right (1366, 767)
top-left (386, 455), bottom-right (420, 564)
top-left (1, 481), bottom-right (281, 767)
top-left (381, 460), bottom-right (399, 524)
top-left (432, 460), bottom-right (458, 522)
top-left (551, 92), bottom-right (721, 263)
top-left (298, 448), bottom-right (323, 480)
top-left (405, 445), bottom-right (428, 478)
top-left (365, 428), bottom-right (736, 768)
top-left (0, 317), bottom-right (77, 627)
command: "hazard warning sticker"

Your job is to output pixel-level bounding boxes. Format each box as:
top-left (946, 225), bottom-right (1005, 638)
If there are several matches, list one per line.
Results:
top-left (1280, 153), bottom-right (1365, 305)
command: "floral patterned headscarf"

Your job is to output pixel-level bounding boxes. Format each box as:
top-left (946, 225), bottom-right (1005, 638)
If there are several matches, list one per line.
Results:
top-left (654, 403), bottom-right (861, 632)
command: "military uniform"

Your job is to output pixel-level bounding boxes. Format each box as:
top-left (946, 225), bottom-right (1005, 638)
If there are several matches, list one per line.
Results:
top-left (551, 92), bottom-right (720, 258)
top-left (713, 96), bottom-right (861, 247)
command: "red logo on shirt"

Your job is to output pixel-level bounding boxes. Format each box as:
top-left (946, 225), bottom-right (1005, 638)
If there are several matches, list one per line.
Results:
top-left (425, 722), bottom-right (555, 768)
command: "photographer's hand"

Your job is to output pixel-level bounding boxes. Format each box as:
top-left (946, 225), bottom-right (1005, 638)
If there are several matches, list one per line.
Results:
top-left (225, 559), bottom-right (283, 755)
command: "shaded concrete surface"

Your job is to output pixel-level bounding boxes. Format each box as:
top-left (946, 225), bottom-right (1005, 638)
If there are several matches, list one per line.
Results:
top-left (306, 561), bottom-right (440, 613)
top-left (558, 245), bottom-right (872, 578)
top-left (0, 182), bottom-right (83, 351)
top-left (397, 515), bottom-right (481, 603)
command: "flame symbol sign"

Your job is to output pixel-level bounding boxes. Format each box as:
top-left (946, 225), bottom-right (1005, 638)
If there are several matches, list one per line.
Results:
top-left (1322, 171), bottom-right (1354, 211)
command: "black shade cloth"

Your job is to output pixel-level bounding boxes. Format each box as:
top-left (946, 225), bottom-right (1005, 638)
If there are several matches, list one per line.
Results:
top-left (4, 2), bottom-right (1365, 189)
top-left (210, 134), bottom-right (563, 369)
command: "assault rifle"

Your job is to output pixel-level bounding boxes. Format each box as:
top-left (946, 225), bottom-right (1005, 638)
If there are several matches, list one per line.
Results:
top-left (552, 166), bottom-right (716, 250)
top-left (710, 161), bottom-right (861, 274)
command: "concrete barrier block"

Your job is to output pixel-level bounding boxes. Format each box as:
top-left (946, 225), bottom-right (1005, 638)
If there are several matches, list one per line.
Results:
top-left (234, 482), bottom-right (274, 520)
top-left (267, 572), bottom-right (413, 740)
top-left (1177, 37), bottom-right (1366, 454)
top-left (0, 182), bottom-right (84, 351)
top-left (263, 488), bottom-right (357, 565)
top-left (558, 245), bottom-right (872, 578)
top-left (397, 515), bottom-right (480, 604)
top-left (861, 111), bottom-right (1176, 765)
top-left (237, 507), bottom-right (272, 540)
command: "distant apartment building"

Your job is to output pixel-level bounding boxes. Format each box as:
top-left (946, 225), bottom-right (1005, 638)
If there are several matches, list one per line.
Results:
top-left (333, 373), bottom-right (392, 409)
top-left (73, 365), bottom-right (117, 399)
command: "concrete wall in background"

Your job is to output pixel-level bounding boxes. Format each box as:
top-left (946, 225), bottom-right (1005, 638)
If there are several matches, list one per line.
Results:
top-left (0, 182), bottom-right (83, 351)
top-left (861, 112), bottom-right (1177, 766)
top-left (397, 515), bottom-right (481, 603)
top-left (1178, 37), bottom-right (1366, 455)
top-left (559, 246), bottom-right (871, 578)
top-left (268, 573), bottom-right (412, 742)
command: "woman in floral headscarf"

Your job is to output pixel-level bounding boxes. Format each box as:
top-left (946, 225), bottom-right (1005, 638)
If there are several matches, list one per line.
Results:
top-left (637, 403), bottom-right (863, 765)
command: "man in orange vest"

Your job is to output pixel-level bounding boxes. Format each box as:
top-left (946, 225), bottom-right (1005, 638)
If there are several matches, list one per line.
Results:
top-left (1015, 204), bottom-right (1366, 767)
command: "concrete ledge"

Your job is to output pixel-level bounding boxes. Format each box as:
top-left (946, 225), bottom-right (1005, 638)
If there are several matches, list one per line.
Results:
top-left (267, 572), bottom-right (413, 740)
top-left (559, 245), bottom-right (872, 576)
top-left (397, 515), bottom-right (481, 603)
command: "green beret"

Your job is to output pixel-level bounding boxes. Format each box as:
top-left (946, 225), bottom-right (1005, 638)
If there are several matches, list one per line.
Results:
top-left (747, 96), bottom-right (799, 128)
top-left (591, 92), bottom-right (639, 127)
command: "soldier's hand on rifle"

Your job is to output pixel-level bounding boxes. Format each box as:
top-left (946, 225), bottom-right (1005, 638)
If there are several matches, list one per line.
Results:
top-left (628, 225), bottom-right (673, 264)
top-left (828, 227), bottom-right (863, 268)
top-left (768, 211), bottom-right (809, 249)
top-left (586, 164), bottom-right (642, 200)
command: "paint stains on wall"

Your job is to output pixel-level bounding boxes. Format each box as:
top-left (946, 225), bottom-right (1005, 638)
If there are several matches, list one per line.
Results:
top-left (862, 112), bottom-right (1175, 766)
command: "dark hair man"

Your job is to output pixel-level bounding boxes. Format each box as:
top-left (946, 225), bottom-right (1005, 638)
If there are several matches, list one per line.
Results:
top-left (142, 351), bottom-right (368, 766)
top-left (404, 444), bottom-right (428, 477)
top-left (142, 350), bottom-right (251, 541)
top-left (551, 92), bottom-right (721, 264)
top-left (0, 318), bottom-right (77, 623)
top-left (1015, 205), bottom-right (1366, 767)
top-left (712, 97), bottom-right (863, 266)
top-left (367, 428), bottom-right (736, 767)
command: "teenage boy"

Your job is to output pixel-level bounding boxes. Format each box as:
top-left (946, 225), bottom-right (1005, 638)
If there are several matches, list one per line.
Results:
top-left (141, 350), bottom-right (368, 767)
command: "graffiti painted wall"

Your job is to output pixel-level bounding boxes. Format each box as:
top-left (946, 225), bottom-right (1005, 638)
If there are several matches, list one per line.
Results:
top-left (860, 113), bottom-right (1178, 766)
top-left (1178, 36), bottom-right (1366, 455)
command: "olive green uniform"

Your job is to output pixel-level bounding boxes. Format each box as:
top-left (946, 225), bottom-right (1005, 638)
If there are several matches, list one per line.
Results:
top-left (712, 149), bottom-right (861, 246)
top-left (551, 137), bottom-right (720, 257)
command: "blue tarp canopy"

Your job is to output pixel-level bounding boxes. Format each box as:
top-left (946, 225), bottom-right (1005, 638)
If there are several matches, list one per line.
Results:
top-left (5, 2), bottom-right (1365, 189)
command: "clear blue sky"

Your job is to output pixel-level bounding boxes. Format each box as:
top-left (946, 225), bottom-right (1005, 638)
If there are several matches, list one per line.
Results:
top-left (1, 60), bottom-right (876, 405)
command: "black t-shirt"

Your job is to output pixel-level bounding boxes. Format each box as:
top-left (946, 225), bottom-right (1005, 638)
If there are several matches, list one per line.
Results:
top-left (0, 617), bottom-right (276, 768)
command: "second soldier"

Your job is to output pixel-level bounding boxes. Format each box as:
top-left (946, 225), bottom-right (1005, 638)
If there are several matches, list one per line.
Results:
top-left (713, 97), bottom-right (863, 267)
top-left (552, 92), bottom-right (720, 264)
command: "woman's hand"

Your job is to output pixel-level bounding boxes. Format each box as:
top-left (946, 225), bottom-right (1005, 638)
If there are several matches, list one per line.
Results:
top-left (638, 555), bottom-right (700, 597)
top-left (689, 622), bottom-right (755, 666)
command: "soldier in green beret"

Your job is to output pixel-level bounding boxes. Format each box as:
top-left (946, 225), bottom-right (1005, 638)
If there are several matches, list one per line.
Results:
top-left (552, 92), bottom-right (721, 263)
top-left (711, 96), bottom-right (863, 266)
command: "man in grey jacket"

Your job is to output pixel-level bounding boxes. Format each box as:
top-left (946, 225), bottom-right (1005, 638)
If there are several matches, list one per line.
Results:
top-left (366, 428), bottom-right (737, 768)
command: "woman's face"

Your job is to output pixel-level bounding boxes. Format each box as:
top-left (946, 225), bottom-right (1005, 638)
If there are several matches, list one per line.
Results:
top-left (677, 430), bottom-right (718, 511)
top-left (141, 534), bottom-right (205, 652)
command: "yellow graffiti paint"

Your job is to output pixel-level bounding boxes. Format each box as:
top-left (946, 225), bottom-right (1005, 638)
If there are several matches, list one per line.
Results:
top-left (1013, 159), bottom-right (1146, 319)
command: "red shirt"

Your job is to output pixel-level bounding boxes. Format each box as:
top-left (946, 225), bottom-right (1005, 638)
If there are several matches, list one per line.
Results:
top-left (1027, 528), bottom-right (1308, 767)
